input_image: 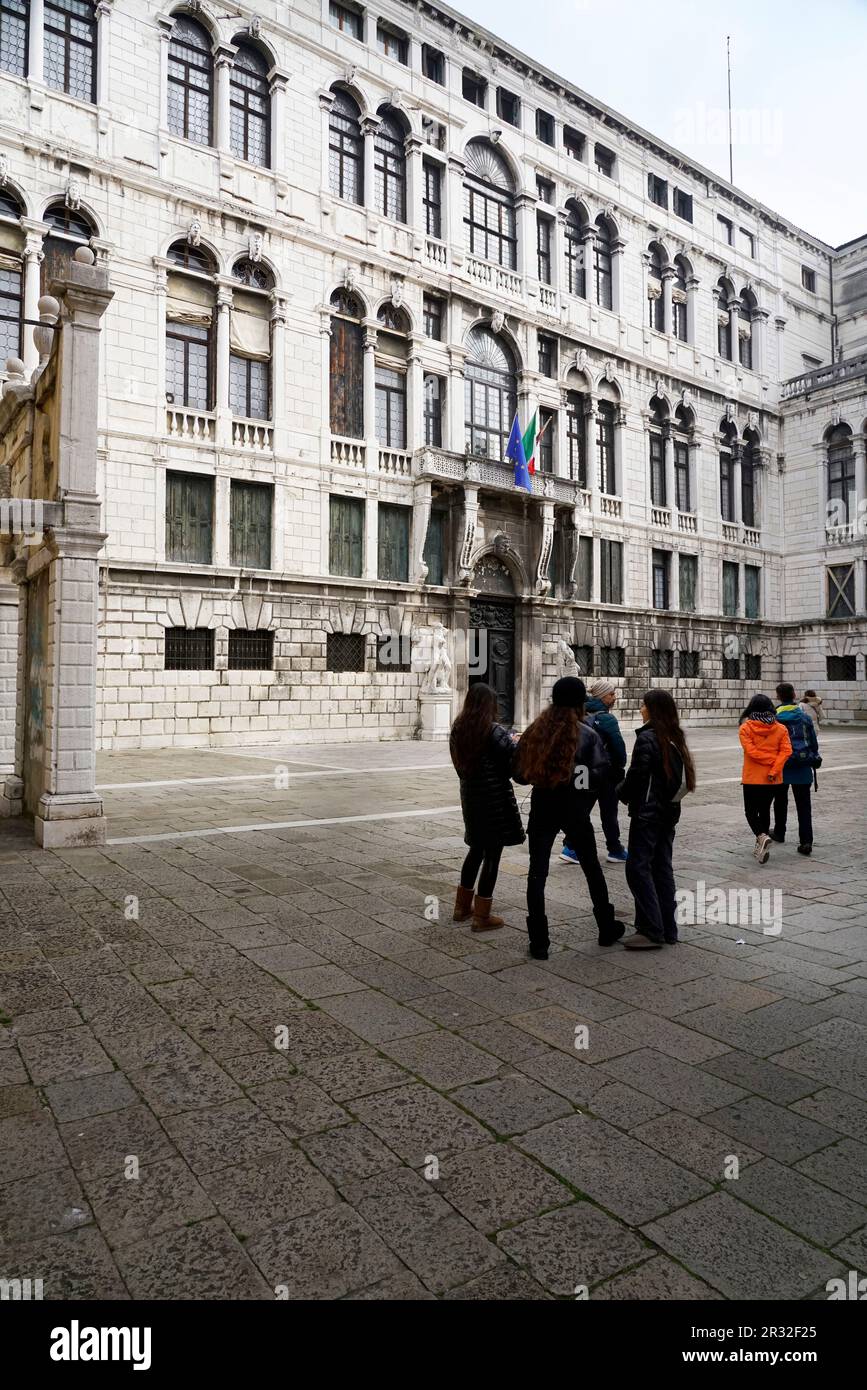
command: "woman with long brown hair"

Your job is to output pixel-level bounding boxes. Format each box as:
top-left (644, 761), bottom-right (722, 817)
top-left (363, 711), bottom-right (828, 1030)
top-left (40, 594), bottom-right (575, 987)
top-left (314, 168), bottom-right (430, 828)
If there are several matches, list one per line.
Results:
top-left (618, 688), bottom-right (696, 949)
top-left (514, 677), bottom-right (625, 959)
top-left (449, 683), bottom-right (524, 931)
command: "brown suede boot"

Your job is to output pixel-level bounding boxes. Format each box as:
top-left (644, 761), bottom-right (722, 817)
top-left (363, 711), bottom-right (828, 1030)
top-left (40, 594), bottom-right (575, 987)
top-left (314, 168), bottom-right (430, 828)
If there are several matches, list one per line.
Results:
top-left (453, 885), bottom-right (474, 922)
top-left (471, 896), bottom-right (505, 932)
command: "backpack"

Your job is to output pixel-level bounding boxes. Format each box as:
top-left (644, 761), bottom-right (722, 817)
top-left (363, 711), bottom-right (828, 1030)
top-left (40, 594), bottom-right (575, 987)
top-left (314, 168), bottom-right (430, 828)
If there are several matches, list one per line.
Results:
top-left (785, 711), bottom-right (821, 767)
top-left (585, 713), bottom-right (622, 774)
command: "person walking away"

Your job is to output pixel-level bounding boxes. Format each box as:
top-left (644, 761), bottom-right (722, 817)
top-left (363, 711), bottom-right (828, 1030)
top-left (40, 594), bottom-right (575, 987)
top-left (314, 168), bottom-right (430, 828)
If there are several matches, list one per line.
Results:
top-left (449, 683), bottom-right (524, 932)
top-left (771, 683), bottom-right (820, 855)
top-left (561, 678), bottom-right (628, 865)
top-left (514, 677), bottom-right (625, 960)
top-left (738, 695), bottom-right (792, 864)
top-left (799, 689), bottom-right (825, 729)
top-left (617, 689), bottom-right (696, 950)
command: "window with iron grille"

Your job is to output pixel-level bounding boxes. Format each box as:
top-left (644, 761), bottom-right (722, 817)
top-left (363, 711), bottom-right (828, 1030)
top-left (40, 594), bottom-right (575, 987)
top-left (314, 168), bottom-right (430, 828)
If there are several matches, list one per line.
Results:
top-left (230, 44), bottom-right (270, 167)
top-left (827, 654), bottom-right (857, 681)
top-left (576, 535), bottom-right (592, 601)
top-left (375, 365), bottom-right (406, 448)
top-left (538, 333), bottom-right (556, 378)
top-left (827, 563), bottom-right (856, 619)
top-left (536, 214), bottom-right (552, 284)
top-left (564, 210), bottom-right (586, 297)
top-left (167, 14), bottom-right (211, 143)
top-left (536, 175), bottom-right (554, 204)
top-left (563, 126), bottom-right (584, 160)
top-left (165, 627), bottom-right (214, 671)
top-left (651, 649), bottom-right (673, 679)
top-left (423, 509), bottom-right (445, 585)
top-left (374, 112), bottom-right (406, 221)
top-left (165, 472), bottom-right (214, 566)
top-left (679, 650), bottom-right (700, 678)
top-left (571, 644), bottom-right (593, 676)
top-left (422, 44), bottom-right (444, 83)
top-left (423, 373), bottom-right (443, 447)
top-left (674, 439), bottom-right (691, 512)
top-left (744, 565), bottom-right (761, 619)
top-left (0, 262), bottom-right (23, 363)
top-left (567, 394), bottom-right (586, 485)
top-left (723, 561), bottom-right (739, 617)
top-left (828, 430), bottom-right (856, 523)
top-left (496, 87), bottom-right (520, 127)
top-left (45, 0), bottom-right (96, 103)
top-left (536, 109), bottom-right (554, 145)
top-left (228, 629), bottom-right (274, 670)
top-left (652, 550), bottom-right (670, 610)
top-left (679, 554), bottom-right (697, 613)
top-left (423, 293), bottom-right (443, 340)
top-left (329, 88), bottom-right (363, 203)
top-left (376, 634), bottom-right (411, 672)
top-left (229, 355), bottom-right (269, 420)
top-left (744, 653), bottom-right (762, 680)
top-left (648, 173), bottom-right (668, 208)
top-left (329, 1), bottom-right (362, 39)
top-left (649, 432), bottom-right (665, 506)
top-left (377, 503), bottom-right (409, 582)
top-left (717, 214), bottom-right (734, 245)
top-left (594, 220), bottom-right (612, 309)
top-left (230, 481), bottom-right (272, 570)
top-left (423, 158), bottom-right (442, 238)
top-left (327, 632), bottom-right (366, 672)
top-left (376, 22), bottom-right (407, 63)
top-left (722, 655), bottom-right (740, 679)
top-left (538, 408), bottom-right (555, 473)
top-left (462, 69), bottom-right (486, 106)
top-left (720, 451), bottom-right (735, 521)
top-left (596, 402), bottom-right (616, 493)
top-left (0, 0), bottom-right (28, 77)
top-left (329, 494), bottom-right (363, 577)
top-left (166, 321), bottom-right (212, 411)
top-left (594, 144), bottom-right (615, 178)
top-left (600, 539), bottom-right (622, 605)
top-left (600, 646), bottom-right (625, 677)
top-left (673, 188), bottom-right (693, 222)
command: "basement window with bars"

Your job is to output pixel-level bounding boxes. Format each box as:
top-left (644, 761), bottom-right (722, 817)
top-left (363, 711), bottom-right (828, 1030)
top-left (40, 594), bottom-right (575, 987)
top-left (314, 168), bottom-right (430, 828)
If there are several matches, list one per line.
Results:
top-left (600, 646), bottom-right (625, 677)
top-left (376, 634), bottom-right (412, 671)
top-left (228, 629), bottom-right (274, 670)
top-left (827, 654), bottom-right (857, 681)
top-left (651, 649), bottom-right (673, 678)
top-left (722, 656), bottom-right (740, 679)
top-left (165, 627), bottom-right (214, 671)
top-left (679, 650), bottom-right (700, 678)
top-left (827, 563), bottom-right (856, 619)
top-left (744, 653), bottom-right (762, 680)
top-left (327, 632), bottom-right (366, 672)
top-left (571, 644), bottom-right (593, 676)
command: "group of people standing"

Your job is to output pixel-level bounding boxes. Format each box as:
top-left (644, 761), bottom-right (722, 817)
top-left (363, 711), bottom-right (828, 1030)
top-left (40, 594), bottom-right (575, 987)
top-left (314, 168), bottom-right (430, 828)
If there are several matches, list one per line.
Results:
top-left (449, 675), bottom-right (823, 960)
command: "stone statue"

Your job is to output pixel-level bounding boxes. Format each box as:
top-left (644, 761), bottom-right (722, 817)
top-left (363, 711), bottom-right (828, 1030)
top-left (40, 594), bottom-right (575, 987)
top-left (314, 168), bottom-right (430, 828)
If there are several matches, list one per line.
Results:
top-left (423, 622), bottom-right (452, 693)
top-left (556, 637), bottom-right (578, 678)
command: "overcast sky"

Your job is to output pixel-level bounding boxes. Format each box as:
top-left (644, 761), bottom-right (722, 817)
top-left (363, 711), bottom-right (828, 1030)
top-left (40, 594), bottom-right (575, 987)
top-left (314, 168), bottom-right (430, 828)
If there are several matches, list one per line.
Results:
top-left (455, 0), bottom-right (867, 246)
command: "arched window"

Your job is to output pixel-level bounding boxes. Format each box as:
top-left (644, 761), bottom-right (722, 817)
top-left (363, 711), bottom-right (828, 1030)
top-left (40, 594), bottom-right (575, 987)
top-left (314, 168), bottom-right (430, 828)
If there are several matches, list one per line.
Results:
top-left (230, 42), bottom-right (270, 167)
top-left (0, 0), bottom-right (29, 78)
top-left (719, 417), bottom-right (737, 521)
top-left (565, 391), bottom-right (587, 485)
top-left (373, 108), bottom-right (406, 222)
top-left (329, 288), bottom-right (364, 438)
top-left (741, 426), bottom-right (759, 528)
top-left (463, 140), bottom-right (516, 270)
top-left (329, 88), bottom-right (363, 204)
top-left (168, 15), bottom-right (213, 146)
top-left (673, 404), bottom-right (693, 512)
top-left (647, 243), bottom-right (665, 331)
top-left (230, 259), bottom-right (273, 421)
top-left (0, 184), bottom-right (24, 364)
top-left (45, 0), bottom-right (96, 102)
top-left (827, 423), bottom-right (856, 524)
top-left (375, 302), bottom-right (409, 448)
top-left (673, 256), bottom-right (690, 342)
top-left (41, 199), bottom-right (95, 291)
top-left (738, 288), bottom-right (756, 370)
top-left (564, 202), bottom-right (586, 298)
top-left (648, 394), bottom-right (667, 506)
top-left (594, 215), bottom-right (613, 309)
top-left (717, 276), bottom-right (734, 360)
top-left (165, 238), bottom-right (216, 412)
top-left (464, 325), bottom-right (517, 459)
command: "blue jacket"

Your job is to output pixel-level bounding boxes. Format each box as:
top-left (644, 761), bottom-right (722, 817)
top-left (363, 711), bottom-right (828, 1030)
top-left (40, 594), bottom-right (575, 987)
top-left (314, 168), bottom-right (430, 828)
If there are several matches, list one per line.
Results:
top-left (585, 697), bottom-right (627, 777)
top-left (775, 704), bottom-right (819, 785)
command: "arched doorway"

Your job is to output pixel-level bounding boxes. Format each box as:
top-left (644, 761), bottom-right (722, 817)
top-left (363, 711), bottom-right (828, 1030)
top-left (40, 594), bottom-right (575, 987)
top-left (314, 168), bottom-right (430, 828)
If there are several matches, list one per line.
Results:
top-left (470, 555), bottom-right (516, 724)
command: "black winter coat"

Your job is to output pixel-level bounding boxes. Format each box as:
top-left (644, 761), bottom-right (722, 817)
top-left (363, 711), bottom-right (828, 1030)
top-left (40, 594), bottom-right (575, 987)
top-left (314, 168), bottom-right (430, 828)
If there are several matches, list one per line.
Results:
top-left (515, 720), bottom-right (610, 824)
top-left (617, 724), bottom-right (684, 824)
top-left (450, 723), bottom-right (525, 849)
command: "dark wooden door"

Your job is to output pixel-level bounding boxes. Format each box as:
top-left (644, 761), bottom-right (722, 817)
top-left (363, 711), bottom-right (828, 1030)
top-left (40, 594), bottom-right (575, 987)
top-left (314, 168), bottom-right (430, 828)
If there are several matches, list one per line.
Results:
top-left (469, 598), bottom-right (515, 725)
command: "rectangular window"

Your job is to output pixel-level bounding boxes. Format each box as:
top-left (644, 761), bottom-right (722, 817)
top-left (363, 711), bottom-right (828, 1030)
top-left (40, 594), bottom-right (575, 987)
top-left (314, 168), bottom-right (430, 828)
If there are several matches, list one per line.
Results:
top-left (744, 653), bottom-right (762, 681)
top-left (166, 321), bottom-right (211, 411)
top-left (717, 214), bottom-right (734, 245)
top-left (538, 408), bottom-right (555, 474)
top-left (652, 549), bottom-right (670, 610)
top-left (0, 0), bottom-right (28, 78)
top-left (827, 563), bottom-right (856, 619)
top-left (329, 2), bottom-right (362, 40)
top-left (679, 650), bottom-right (700, 678)
top-left (45, 0), bottom-right (96, 103)
top-left (422, 158), bottom-right (442, 239)
top-left (576, 535), bottom-right (592, 601)
top-left (375, 365), bottom-right (407, 448)
top-left (827, 654), bottom-right (857, 681)
top-left (567, 395), bottom-right (587, 485)
top-left (329, 494), bottom-right (363, 577)
top-left (165, 627), bottom-right (214, 671)
top-left (228, 629), bottom-right (274, 671)
top-left (720, 453), bottom-right (734, 521)
top-left (376, 634), bottom-right (412, 672)
top-left (536, 175), bottom-right (555, 204)
top-left (673, 188), bottom-right (693, 222)
top-left (165, 471), bottom-right (213, 566)
top-left (327, 632), bottom-right (366, 672)
top-left (596, 402), bottom-right (616, 494)
top-left (739, 228), bottom-right (756, 257)
top-left (378, 502), bottom-right (410, 582)
top-left (536, 110), bottom-right (554, 145)
top-left (563, 125), bottom-right (584, 160)
top-left (600, 539), bottom-right (622, 605)
top-left (422, 44), bottom-right (445, 84)
top-left (376, 23), bottom-right (408, 64)
top-left (722, 655), bottom-right (740, 680)
top-left (496, 88), bottom-right (520, 127)
top-left (536, 214), bottom-right (552, 284)
top-left (0, 262), bottom-right (23, 362)
top-left (679, 554), bottom-right (697, 613)
top-left (229, 355), bottom-right (269, 421)
top-left (572, 643), bottom-right (593, 676)
top-left (423, 373), bottom-right (443, 447)
top-left (594, 144), bottom-right (615, 178)
top-left (649, 433), bottom-right (665, 507)
top-left (423, 293), bottom-right (443, 340)
top-left (423, 509), bottom-right (445, 585)
top-left (462, 69), bottom-right (487, 107)
top-left (801, 266), bottom-right (816, 293)
top-left (600, 646), bottom-right (625, 677)
top-left (648, 174), bottom-right (668, 208)
top-left (828, 441), bottom-right (856, 523)
top-left (674, 440), bottom-right (691, 512)
top-left (802, 354), bottom-right (821, 371)
top-left (230, 480), bottom-right (272, 570)
top-left (744, 564), bottom-right (761, 619)
top-left (651, 649), bottom-right (673, 678)
top-left (723, 560), bottom-right (739, 617)
top-left (538, 333), bottom-right (556, 378)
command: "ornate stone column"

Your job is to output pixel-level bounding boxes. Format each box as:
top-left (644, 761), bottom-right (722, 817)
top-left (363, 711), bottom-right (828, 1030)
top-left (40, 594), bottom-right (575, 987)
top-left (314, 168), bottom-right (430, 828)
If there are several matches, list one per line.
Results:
top-left (214, 44), bottom-right (237, 156)
top-left (405, 133), bottom-right (424, 235)
top-left (361, 114), bottom-right (380, 211)
top-left (610, 236), bottom-right (627, 314)
top-left (663, 421), bottom-right (675, 512)
top-left (21, 221), bottom-right (47, 376)
top-left (662, 265), bottom-right (675, 337)
top-left (407, 338), bottom-right (424, 454)
top-left (585, 396), bottom-right (598, 508)
top-left (28, 0), bottom-right (44, 85)
top-left (269, 69), bottom-right (289, 174)
top-left (535, 501), bottom-right (555, 596)
top-left (363, 322), bottom-right (378, 471)
top-left (412, 478), bottom-right (432, 583)
top-left (516, 192), bottom-right (537, 283)
top-left (270, 292), bottom-right (288, 453)
top-left (215, 279), bottom-right (233, 443)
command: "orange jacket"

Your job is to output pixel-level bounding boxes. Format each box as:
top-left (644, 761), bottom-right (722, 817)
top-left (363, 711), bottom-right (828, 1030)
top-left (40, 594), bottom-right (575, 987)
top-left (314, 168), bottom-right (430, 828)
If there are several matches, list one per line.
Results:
top-left (739, 718), bottom-right (792, 785)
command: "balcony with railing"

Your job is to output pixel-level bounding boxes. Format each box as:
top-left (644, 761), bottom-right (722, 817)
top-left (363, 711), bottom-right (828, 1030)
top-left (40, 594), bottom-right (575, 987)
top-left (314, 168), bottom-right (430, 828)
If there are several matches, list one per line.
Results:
top-left (414, 448), bottom-right (580, 503)
top-left (330, 436), bottom-right (366, 468)
top-left (722, 521), bottom-right (739, 542)
top-left (678, 512), bottom-right (698, 534)
top-left (165, 407), bottom-right (216, 443)
top-left (379, 447), bottom-right (412, 476)
top-left (232, 418), bottom-right (274, 451)
top-left (424, 237), bottom-right (448, 269)
top-left (781, 354), bottom-right (867, 402)
top-left (539, 285), bottom-right (559, 313)
top-left (465, 255), bottom-right (524, 300)
top-left (743, 526), bottom-right (761, 547)
top-left (651, 506), bottom-right (671, 528)
top-left (599, 493), bottom-right (623, 518)
top-left (825, 520), bottom-right (859, 544)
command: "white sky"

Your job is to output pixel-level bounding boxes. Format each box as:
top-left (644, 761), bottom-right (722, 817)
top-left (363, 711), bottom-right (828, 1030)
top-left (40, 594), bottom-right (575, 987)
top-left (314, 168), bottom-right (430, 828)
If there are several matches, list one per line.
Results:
top-left (454, 0), bottom-right (867, 247)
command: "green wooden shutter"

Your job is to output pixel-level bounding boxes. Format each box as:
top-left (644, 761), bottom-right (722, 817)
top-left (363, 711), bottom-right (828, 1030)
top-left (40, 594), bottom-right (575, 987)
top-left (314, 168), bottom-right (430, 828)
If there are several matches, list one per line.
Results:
top-left (378, 503), bottom-right (409, 581)
top-left (679, 554), bottom-right (697, 612)
top-left (230, 482), bottom-right (272, 569)
top-left (423, 509), bottom-right (445, 585)
top-left (329, 495), bottom-right (364, 577)
top-left (166, 472), bottom-right (213, 565)
top-left (577, 535), bottom-right (592, 601)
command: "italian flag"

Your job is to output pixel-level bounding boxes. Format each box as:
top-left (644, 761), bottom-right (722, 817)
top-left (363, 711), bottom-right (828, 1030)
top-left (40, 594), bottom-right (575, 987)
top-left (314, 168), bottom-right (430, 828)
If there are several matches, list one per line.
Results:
top-left (522, 411), bottom-right (551, 476)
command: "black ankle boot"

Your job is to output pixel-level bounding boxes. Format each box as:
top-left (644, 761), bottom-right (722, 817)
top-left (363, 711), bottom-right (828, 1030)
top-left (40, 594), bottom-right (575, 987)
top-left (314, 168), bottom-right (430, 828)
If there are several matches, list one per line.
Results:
top-left (527, 915), bottom-right (549, 961)
top-left (595, 904), bottom-right (626, 947)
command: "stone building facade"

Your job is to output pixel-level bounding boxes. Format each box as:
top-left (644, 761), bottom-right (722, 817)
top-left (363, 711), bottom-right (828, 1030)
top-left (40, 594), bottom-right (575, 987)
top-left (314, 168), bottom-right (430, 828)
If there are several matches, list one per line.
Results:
top-left (0, 0), bottom-right (865, 752)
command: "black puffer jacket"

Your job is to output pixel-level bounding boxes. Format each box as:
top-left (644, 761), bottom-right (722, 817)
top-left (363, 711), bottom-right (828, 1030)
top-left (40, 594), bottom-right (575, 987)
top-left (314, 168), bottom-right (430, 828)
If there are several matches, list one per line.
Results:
top-left (450, 723), bottom-right (525, 849)
top-left (617, 724), bottom-right (684, 824)
top-left (515, 720), bottom-right (610, 823)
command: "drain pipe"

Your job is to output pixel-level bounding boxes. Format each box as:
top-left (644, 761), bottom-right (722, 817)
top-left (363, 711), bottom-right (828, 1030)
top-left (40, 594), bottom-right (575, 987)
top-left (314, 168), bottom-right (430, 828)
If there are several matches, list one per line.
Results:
top-left (828, 249), bottom-right (837, 362)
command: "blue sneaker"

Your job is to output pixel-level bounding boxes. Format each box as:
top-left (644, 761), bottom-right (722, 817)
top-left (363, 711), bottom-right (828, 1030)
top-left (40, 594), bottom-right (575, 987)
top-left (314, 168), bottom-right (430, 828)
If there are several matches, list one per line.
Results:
top-left (559, 846), bottom-right (580, 864)
top-left (607, 848), bottom-right (628, 863)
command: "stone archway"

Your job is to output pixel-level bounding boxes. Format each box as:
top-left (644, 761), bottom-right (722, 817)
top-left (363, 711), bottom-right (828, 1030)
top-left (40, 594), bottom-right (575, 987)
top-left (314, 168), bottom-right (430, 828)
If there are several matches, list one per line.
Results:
top-left (470, 555), bottom-right (517, 724)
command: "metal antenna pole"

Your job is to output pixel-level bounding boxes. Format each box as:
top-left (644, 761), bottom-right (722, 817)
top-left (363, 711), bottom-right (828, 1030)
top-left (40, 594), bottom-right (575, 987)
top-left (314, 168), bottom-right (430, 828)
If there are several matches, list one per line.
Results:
top-left (727, 35), bottom-right (734, 183)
